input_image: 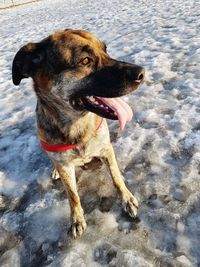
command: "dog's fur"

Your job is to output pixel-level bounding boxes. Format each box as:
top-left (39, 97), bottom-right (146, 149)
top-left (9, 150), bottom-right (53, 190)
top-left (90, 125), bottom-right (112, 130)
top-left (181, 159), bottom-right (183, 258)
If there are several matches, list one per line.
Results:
top-left (12, 29), bottom-right (144, 238)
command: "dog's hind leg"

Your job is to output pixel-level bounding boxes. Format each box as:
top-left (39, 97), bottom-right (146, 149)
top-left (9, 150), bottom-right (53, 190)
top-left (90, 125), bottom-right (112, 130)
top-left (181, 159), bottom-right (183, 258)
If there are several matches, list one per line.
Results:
top-left (54, 162), bottom-right (86, 238)
top-left (104, 144), bottom-right (138, 217)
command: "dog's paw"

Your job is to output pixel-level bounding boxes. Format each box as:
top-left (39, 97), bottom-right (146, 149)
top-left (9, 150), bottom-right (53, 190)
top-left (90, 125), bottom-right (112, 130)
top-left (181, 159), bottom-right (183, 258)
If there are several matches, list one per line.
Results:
top-left (51, 168), bottom-right (60, 180)
top-left (122, 191), bottom-right (138, 218)
top-left (70, 216), bottom-right (87, 239)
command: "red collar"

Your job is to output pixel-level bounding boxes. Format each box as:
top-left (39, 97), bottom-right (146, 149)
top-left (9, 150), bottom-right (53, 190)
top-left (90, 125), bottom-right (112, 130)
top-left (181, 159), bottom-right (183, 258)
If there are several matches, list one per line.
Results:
top-left (40, 117), bottom-right (104, 153)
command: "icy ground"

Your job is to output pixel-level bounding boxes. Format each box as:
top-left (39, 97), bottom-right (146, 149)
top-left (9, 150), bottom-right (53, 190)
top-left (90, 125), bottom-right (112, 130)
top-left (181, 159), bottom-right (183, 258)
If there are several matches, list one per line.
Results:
top-left (0, 0), bottom-right (200, 266)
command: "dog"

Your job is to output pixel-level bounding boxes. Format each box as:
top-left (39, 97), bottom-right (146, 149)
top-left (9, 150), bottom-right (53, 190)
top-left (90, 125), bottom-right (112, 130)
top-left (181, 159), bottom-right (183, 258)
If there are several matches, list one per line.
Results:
top-left (12, 29), bottom-right (144, 238)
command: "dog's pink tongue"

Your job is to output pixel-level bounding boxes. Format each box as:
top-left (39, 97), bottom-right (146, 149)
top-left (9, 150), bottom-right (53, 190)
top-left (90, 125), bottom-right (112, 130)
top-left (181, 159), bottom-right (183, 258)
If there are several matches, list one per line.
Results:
top-left (100, 97), bottom-right (133, 130)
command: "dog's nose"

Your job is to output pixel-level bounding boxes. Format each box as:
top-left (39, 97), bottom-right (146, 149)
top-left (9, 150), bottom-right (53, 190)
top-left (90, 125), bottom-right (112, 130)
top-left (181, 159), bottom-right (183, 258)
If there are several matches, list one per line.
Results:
top-left (126, 66), bottom-right (145, 82)
top-left (136, 67), bottom-right (145, 81)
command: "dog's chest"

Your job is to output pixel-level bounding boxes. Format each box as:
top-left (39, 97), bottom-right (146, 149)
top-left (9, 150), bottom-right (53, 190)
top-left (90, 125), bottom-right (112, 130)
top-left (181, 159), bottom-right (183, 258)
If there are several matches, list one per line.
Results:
top-left (47, 120), bottom-right (110, 166)
top-left (72, 121), bottom-right (111, 166)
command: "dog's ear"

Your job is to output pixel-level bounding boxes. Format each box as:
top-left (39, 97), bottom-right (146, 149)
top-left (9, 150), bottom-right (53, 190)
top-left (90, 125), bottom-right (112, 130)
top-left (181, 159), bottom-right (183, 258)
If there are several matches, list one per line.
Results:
top-left (12, 43), bottom-right (44, 85)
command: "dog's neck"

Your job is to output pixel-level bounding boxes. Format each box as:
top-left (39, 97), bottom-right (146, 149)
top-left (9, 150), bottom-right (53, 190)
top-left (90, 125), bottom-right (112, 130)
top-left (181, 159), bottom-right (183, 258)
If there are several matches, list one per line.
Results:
top-left (36, 98), bottom-right (99, 145)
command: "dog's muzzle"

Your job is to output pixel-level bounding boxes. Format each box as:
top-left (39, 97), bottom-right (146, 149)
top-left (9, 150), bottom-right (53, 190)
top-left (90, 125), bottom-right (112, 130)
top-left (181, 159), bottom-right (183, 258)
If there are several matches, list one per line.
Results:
top-left (70, 61), bottom-right (145, 130)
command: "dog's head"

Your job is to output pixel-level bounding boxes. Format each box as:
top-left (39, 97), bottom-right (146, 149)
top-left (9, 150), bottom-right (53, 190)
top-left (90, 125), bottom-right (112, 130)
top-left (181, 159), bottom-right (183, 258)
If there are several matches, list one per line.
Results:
top-left (12, 29), bottom-right (144, 125)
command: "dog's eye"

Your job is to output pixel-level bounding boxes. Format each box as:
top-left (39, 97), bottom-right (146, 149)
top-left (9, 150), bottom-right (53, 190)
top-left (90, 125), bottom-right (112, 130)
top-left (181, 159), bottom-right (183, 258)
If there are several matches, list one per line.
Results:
top-left (80, 57), bottom-right (91, 65)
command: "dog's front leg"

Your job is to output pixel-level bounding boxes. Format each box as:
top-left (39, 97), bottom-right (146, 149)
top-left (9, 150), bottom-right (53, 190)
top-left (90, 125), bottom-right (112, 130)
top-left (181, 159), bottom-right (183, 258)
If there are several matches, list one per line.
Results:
top-left (104, 144), bottom-right (138, 217)
top-left (54, 162), bottom-right (86, 238)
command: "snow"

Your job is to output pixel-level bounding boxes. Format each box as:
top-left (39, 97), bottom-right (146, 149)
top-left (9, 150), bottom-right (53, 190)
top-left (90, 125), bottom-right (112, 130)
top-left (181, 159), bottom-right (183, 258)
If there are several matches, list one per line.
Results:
top-left (0, 0), bottom-right (200, 266)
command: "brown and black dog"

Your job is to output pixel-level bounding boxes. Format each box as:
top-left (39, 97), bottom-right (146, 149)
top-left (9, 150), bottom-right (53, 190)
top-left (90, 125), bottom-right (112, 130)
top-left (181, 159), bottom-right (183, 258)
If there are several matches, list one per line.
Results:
top-left (12, 29), bottom-right (144, 238)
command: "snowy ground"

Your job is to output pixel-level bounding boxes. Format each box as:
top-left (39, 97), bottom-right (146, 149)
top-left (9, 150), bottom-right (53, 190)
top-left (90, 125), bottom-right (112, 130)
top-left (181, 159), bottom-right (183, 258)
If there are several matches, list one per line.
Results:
top-left (0, 0), bottom-right (200, 266)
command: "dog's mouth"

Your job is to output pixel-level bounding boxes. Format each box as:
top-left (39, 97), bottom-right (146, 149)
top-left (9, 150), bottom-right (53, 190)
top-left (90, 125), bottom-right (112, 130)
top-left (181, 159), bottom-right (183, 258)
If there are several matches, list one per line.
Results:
top-left (71, 96), bottom-right (133, 130)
